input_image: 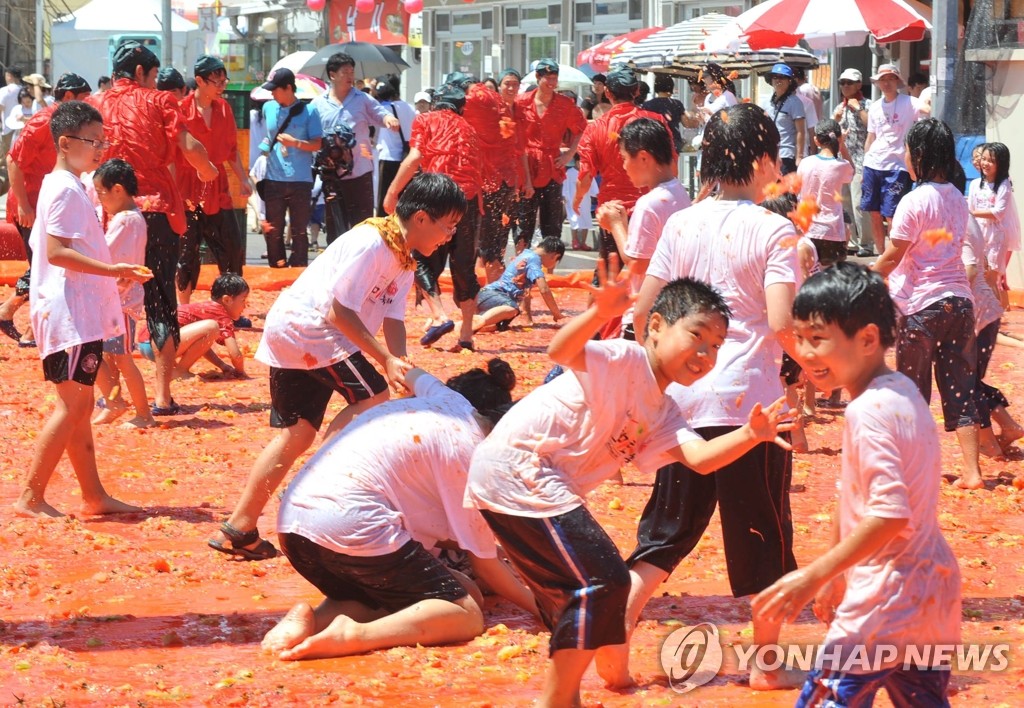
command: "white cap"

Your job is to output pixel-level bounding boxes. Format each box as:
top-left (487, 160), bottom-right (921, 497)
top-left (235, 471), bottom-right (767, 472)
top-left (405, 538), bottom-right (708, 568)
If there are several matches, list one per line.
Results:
top-left (838, 68), bottom-right (862, 83)
top-left (870, 64), bottom-right (903, 85)
top-left (413, 91), bottom-right (431, 103)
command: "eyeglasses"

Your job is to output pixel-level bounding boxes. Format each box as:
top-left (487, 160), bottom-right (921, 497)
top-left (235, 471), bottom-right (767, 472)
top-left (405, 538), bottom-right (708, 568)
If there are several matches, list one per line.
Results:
top-left (434, 219), bottom-right (458, 235)
top-left (202, 75), bottom-right (229, 87)
top-left (67, 135), bottom-right (111, 150)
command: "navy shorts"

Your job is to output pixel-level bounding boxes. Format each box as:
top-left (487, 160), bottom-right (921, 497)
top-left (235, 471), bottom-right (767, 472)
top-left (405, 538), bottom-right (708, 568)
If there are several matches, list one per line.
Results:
top-left (279, 533), bottom-right (467, 612)
top-left (42, 340), bottom-right (104, 386)
top-left (102, 314), bottom-right (137, 356)
top-left (796, 666), bottom-right (951, 707)
top-left (476, 286), bottom-right (520, 314)
top-left (268, 351), bottom-right (388, 429)
top-left (860, 166), bottom-right (912, 218)
top-left (481, 506), bottom-right (630, 654)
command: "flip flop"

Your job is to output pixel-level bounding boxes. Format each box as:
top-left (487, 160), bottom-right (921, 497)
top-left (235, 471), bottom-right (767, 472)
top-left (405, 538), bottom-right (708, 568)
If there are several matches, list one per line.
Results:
top-left (0, 319), bottom-right (21, 341)
top-left (17, 339), bottom-right (36, 348)
top-left (208, 522), bottom-right (279, 561)
top-left (420, 319), bottom-right (454, 346)
top-left (151, 399), bottom-right (181, 416)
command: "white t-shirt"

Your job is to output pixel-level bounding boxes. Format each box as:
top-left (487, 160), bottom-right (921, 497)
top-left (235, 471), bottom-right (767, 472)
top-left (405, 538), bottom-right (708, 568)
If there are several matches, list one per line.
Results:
top-left (256, 222), bottom-right (413, 370)
top-left (703, 90), bottom-right (737, 117)
top-left (887, 182), bottom-right (973, 316)
top-left (647, 199), bottom-right (801, 427)
top-left (968, 177), bottom-right (1021, 267)
top-left (623, 178), bottom-right (691, 325)
top-left (278, 373), bottom-right (497, 558)
top-left (29, 170), bottom-right (124, 359)
top-left (104, 209), bottom-right (147, 320)
top-left (796, 92), bottom-right (818, 133)
top-left (466, 339), bottom-right (700, 518)
top-left (962, 215), bottom-right (1003, 332)
top-left (862, 94), bottom-right (924, 172)
top-left (797, 155), bottom-right (855, 241)
top-left (0, 83), bottom-right (21, 136)
top-left (820, 372), bottom-right (960, 673)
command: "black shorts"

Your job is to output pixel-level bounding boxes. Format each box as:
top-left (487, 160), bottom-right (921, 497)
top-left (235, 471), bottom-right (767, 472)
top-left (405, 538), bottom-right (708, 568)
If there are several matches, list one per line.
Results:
top-left (481, 506), bottom-right (630, 654)
top-left (42, 340), bottom-right (104, 386)
top-left (279, 533), bottom-right (467, 612)
top-left (176, 207), bottom-right (243, 292)
top-left (780, 352), bottom-right (803, 387)
top-left (268, 351), bottom-right (388, 429)
top-left (143, 212), bottom-right (181, 351)
top-left (626, 426), bottom-right (796, 598)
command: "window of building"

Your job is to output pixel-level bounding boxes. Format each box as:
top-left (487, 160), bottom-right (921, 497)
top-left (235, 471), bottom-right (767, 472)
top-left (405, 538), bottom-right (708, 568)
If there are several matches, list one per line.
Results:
top-left (505, 7), bottom-right (519, 27)
top-left (454, 12), bottom-right (481, 27)
top-left (436, 12), bottom-right (450, 33)
top-left (595, 1), bottom-right (628, 15)
top-left (576, 1), bottom-right (593, 24)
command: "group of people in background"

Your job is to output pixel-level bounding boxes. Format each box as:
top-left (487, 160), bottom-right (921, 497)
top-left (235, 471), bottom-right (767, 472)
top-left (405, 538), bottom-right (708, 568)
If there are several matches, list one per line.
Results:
top-left (2, 41), bottom-right (1024, 708)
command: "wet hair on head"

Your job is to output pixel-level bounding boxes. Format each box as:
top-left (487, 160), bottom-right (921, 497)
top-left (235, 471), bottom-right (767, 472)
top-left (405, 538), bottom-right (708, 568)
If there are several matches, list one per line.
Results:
top-left (446, 358), bottom-right (517, 426)
top-left (949, 160), bottom-right (967, 194)
top-left (95, 158), bottom-right (138, 196)
top-left (905, 118), bottom-right (956, 184)
top-left (49, 100), bottom-right (103, 149)
top-left (619, 117), bottom-right (674, 166)
top-left (982, 141), bottom-right (1011, 192)
top-left (211, 273), bottom-right (250, 300)
top-left (653, 74), bottom-right (674, 94)
top-left (760, 192), bottom-right (798, 220)
top-left (700, 104), bottom-right (780, 187)
top-left (536, 236), bottom-right (566, 260)
top-left (813, 118), bottom-right (842, 155)
top-left (395, 172), bottom-right (468, 222)
top-left (482, 77), bottom-right (499, 92)
top-left (793, 262), bottom-right (897, 348)
top-left (646, 277), bottom-right (731, 338)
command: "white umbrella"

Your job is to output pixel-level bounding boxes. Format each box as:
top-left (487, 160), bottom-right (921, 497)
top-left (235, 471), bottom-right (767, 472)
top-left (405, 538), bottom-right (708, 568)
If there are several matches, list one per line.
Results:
top-left (521, 64), bottom-right (593, 94)
top-left (272, 51), bottom-right (316, 76)
top-left (623, 13), bottom-right (742, 70)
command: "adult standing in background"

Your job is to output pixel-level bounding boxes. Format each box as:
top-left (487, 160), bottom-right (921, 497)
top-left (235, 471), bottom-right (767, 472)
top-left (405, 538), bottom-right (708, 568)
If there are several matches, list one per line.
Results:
top-left (762, 63), bottom-right (805, 175)
top-left (258, 68), bottom-right (323, 268)
top-left (515, 59), bottom-right (587, 249)
top-left (642, 74), bottom-right (686, 154)
top-left (832, 68), bottom-right (874, 257)
top-left (582, 73), bottom-right (611, 120)
top-left (96, 75), bottom-right (111, 94)
top-left (793, 68), bottom-right (819, 157)
top-left (97, 40), bottom-right (219, 415)
top-left (374, 76), bottom-right (415, 216)
top-left (0, 66), bottom-right (23, 163)
top-left (311, 52), bottom-right (399, 244)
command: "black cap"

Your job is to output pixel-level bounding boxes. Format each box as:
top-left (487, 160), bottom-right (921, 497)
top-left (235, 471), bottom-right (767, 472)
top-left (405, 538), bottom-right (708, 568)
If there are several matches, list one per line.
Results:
top-left (112, 40), bottom-right (158, 74)
top-left (156, 67), bottom-right (186, 92)
top-left (261, 67), bottom-right (296, 91)
top-left (194, 54), bottom-right (226, 78)
top-left (605, 68), bottom-right (639, 91)
top-left (535, 58), bottom-right (559, 76)
top-left (54, 72), bottom-right (91, 100)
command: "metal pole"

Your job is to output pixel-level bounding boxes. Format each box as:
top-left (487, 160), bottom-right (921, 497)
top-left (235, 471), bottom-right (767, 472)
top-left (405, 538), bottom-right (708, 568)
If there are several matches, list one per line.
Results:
top-left (931, 0), bottom-right (958, 124)
top-left (36, 0), bottom-right (44, 75)
top-left (162, 0), bottom-right (173, 67)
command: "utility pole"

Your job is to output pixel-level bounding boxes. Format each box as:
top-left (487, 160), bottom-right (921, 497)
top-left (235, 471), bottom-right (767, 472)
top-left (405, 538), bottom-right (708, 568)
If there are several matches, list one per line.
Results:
top-left (931, 0), bottom-right (958, 123)
top-left (162, 0), bottom-right (173, 67)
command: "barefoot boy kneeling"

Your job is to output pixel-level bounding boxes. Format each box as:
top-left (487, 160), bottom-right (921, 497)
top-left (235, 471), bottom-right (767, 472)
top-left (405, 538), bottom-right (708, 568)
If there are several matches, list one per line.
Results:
top-left (753, 263), bottom-right (961, 706)
top-left (16, 101), bottom-right (151, 518)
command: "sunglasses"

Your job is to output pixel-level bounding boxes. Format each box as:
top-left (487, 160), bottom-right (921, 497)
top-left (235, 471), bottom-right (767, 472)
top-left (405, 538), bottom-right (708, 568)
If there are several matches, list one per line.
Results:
top-left (838, 80), bottom-right (859, 86)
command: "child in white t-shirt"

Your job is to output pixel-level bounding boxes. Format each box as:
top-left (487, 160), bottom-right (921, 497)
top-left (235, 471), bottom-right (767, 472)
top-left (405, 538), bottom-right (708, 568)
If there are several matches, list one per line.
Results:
top-left (16, 102), bottom-right (152, 518)
top-left (798, 119), bottom-right (855, 268)
top-left (262, 360), bottom-right (537, 661)
top-left (968, 141), bottom-right (1021, 296)
top-left (595, 117), bottom-right (690, 340)
top-left (208, 173), bottom-right (468, 561)
top-left (563, 158), bottom-right (598, 250)
top-left (873, 119), bottom-right (981, 490)
top-left (755, 262), bottom-right (960, 707)
top-left (90, 158), bottom-right (156, 430)
top-left (467, 274), bottom-right (794, 707)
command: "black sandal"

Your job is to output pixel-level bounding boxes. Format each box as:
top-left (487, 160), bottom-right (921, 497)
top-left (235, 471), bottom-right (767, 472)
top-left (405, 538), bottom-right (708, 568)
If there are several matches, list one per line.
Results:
top-left (208, 522), bottom-right (279, 561)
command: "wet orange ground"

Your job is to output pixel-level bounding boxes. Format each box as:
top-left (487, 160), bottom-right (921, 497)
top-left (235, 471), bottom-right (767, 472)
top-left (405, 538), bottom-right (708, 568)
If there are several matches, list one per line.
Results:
top-left (1, 284), bottom-right (1023, 707)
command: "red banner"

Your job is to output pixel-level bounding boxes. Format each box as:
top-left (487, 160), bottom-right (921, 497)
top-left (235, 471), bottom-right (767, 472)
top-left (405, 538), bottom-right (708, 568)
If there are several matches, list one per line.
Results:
top-left (328, 0), bottom-right (409, 45)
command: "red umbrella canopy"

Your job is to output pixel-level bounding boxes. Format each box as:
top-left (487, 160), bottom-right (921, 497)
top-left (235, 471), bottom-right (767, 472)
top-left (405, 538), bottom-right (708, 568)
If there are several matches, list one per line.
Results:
top-left (731, 0), bottom-right (930, 50)
top-left (577, 27), bottom-right (664, 73)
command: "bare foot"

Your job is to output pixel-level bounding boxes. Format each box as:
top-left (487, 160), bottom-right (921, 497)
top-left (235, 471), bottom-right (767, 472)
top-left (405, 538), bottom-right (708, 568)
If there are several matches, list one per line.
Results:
top-left (953, 475), bottom-right (985, 490)
top-left (81, 495), bottom-right (144, 515)
top-left (749, 666), bottom-right (806, 690)
top-left (262, 603), bottom-right (316, 654)
top-left (997, 425), bottom-right (1024, 451)
top-left (13, 499), bottom-right (65, 518)
top-left (93, 399), bottom-right (128, 425)
top-left (595, 643), bottom-right (635, 689)
top-left (120, 415), bottom-right (157, 430)
top-left (171, 367), bottom-right (195, 381)
top-left (279, 614), bottom-right (360, 661)
top-left (978, 428), bottom-right (1006, 459)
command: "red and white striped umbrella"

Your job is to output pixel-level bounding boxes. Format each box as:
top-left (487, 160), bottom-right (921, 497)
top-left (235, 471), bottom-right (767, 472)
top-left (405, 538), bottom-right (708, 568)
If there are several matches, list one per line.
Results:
top-left (577, 27), bottom-right (664, 73)
top-left (720, 0), bottom-right (931, 51)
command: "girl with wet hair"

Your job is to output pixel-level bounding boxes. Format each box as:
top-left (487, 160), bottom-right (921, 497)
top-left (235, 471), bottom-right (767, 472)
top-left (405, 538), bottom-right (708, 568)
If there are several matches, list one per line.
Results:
top-left (797, 118), bottom-right (855, 269)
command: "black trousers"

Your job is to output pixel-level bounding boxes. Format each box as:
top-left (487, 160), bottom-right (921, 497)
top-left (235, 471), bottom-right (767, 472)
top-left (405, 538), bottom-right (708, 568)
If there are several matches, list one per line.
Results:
top-left (516, 180), bottom-right (563, 247)
top-left (326, 172), bottom-right (374, 244)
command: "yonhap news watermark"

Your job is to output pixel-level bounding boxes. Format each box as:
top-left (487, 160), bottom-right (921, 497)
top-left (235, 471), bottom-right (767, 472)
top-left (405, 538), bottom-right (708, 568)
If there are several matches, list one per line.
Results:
top-left (660, 623), bottom-right (1012, 694)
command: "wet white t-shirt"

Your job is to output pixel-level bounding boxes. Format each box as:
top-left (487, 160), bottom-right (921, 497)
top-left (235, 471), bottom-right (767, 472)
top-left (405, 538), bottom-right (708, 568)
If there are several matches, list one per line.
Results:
top-left (887, 181), bottom-right (973, 316)
top-left (256, 223), bottom-right (413, 369)
top-left (647, 199), bottom-right (800, 427)
top-left (968, 178), bottom-right (1021, 268)
top-left (278, 373), bottom-right (497, 559)
top-left (29, 170), bottom-right (123, 359)
top-left (962, 215), bottom-right (1002, 332)
top-left (623, 178), bottom-right (691, 325)
top-left (798, 155), bottom-right (855, 242)
top-left (466, 339), bottom-right (700, 517)
top-left (821, 372), bottom-right (961, 672)
top-left (104, 209), bottom-right (147, 320)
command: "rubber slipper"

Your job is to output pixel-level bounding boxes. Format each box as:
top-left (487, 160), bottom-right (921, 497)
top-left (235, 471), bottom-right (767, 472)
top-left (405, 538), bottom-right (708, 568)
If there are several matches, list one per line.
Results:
top-left (151, 399), bottom-right (181, 416)
top-left (420, 319), bottom-right (454, 346)
top-left (208, 522), bottom-right (279, 561)
top-left (17, 339), bottom-right (36, 348)
top-left (0, 319), bottom-right (21, 341)
top-left (457, 339), bottom-right (475, 352)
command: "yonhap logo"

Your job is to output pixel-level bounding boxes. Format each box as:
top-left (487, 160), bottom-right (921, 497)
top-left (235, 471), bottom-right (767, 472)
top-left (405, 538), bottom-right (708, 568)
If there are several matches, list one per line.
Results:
top-left (660, 622), bottom-right (724, 694)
